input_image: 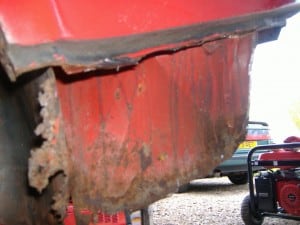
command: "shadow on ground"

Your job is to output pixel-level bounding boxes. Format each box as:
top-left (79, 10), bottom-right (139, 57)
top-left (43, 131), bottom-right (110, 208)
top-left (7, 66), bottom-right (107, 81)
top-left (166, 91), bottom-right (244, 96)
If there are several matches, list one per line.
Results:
top-left (181, 177), bottom-right (249, 193)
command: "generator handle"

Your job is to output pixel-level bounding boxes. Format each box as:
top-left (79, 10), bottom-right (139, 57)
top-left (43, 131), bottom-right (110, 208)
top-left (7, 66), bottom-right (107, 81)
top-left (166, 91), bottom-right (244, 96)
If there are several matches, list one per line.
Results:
top-left (247, 142), bottom-right (300, 214)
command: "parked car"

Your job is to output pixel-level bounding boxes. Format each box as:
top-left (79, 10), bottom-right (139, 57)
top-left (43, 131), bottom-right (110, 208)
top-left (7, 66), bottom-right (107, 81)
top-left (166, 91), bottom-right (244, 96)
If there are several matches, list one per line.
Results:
top-left (177, 121), bottom-right (272, 192)
top-left (212, 121), bottom-right (273, 185)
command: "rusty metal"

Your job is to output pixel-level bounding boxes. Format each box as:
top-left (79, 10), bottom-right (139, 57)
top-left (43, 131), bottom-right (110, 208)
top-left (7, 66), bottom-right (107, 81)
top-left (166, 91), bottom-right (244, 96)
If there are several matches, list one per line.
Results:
top-left (0, 67), bottom-right (67, 225)
top-left (28, 68), bottom-right (70, 221)
top-left (52, 34), bottom-right (253, 217)
top-left (0, 1), bottom-right (299, 225)
top-left (29, 69), bottom-right (68, 192)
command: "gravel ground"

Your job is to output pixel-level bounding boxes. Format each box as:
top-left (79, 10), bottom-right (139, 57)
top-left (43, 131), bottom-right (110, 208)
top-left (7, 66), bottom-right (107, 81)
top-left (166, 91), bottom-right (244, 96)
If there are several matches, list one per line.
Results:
top-left (148, 177), bottom-right (300, 225)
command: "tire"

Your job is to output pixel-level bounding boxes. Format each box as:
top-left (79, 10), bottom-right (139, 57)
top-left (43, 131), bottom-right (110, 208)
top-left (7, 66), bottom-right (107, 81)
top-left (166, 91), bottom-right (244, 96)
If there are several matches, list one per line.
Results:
top-left (228, 173), bottom-right (248, 185)
top-left (241, 195), bottom-right (264, 225)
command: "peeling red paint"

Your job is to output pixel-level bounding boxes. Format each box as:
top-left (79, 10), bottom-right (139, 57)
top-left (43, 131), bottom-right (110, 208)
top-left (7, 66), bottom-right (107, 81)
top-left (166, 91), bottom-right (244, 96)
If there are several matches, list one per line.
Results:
top-left (53, 34), bottom-right (253, 214)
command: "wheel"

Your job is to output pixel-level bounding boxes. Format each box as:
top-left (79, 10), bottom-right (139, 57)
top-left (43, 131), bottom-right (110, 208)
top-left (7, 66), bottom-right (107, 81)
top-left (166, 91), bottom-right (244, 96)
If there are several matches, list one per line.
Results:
top-left (228, 173), bottom-right (248, 185)
top-left (241, 195), bottom-right (264, 225)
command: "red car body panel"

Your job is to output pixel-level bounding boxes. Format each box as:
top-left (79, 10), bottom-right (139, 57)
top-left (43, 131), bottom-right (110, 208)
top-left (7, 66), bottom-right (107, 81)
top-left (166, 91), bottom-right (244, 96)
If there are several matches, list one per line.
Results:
top-left (56, 34), bottom-right (252, 211)
top-left (0, 0), bottom-right (294, 45)
top-left (0, 1), bottom-right (299, 224)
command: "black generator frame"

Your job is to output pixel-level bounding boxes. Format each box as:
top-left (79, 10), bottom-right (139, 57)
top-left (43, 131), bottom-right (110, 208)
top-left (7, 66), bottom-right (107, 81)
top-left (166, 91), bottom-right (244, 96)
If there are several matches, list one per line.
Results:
top-left (247, 142), bottom-right (300, 221)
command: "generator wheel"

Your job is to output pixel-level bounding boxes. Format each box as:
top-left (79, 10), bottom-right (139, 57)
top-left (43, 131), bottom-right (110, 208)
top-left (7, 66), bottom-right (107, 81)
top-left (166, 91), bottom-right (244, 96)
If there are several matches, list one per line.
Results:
top-left (228, 173), bottom-right (248, 185)
top-left (241, 195), bottom-right (264, 225)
